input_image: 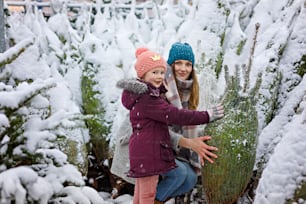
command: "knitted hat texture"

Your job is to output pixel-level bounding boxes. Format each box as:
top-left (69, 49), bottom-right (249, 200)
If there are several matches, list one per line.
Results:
top-left (167, 42), bottom-right (195, 66)
top-left (134, 47), bottom-right (167, 78)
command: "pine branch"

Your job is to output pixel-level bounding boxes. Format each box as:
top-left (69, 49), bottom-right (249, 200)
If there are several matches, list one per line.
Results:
top-left (243, 23), bottom-right (260, 93)
top-left (0, 38), bottom-right (34, 68)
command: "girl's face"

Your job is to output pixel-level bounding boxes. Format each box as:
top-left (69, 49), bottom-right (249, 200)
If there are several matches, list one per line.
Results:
top-left (142, 67), bottom-right (165, 88)
top-left (173, 60), bottom-right (193, 80)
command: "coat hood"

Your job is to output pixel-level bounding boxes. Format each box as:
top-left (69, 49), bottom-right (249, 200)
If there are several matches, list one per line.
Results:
top-left (117, 78), bottom-right (167, 110)
top-left (117, 78), bottom-right (147, 110)
top-left (116, 78), bottom-right (148, 94)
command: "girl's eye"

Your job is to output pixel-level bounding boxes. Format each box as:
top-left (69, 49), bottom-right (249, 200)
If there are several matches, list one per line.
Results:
top-left (152, 71), bottom-right (164, 75)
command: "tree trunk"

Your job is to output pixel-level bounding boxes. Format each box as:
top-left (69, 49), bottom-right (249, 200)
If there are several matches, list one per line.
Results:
top-left (0, 0), bottom-right (5, 53)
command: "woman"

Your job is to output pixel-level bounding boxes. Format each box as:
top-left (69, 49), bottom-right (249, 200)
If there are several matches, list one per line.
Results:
top-left (155, 42), bottom-right (221, 203)
top-left (110, 42), bottom-right (223, 203)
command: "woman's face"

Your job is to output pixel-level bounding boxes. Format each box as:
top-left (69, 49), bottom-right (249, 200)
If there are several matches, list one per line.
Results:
top-left (173, 60), bottom-right (193, 80)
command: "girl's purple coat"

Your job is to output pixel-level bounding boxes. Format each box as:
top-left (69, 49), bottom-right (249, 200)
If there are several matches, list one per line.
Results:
top-left (120, 79), bottom-right (210, 178)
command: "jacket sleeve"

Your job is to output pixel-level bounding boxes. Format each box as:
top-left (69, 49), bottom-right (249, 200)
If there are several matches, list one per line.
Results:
top-left (169, 128), bottom-right (182, 151)
top-left (142, 95), bottom-right (210, 126)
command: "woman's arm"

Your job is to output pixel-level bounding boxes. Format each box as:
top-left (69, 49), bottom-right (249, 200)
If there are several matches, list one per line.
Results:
top-left (178, 136), bottom-right (218, 166)
top-left (169, 129), bottom-right (182, 151)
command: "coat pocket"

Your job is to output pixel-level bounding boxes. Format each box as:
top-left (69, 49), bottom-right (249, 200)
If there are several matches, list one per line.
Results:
top-left (160, 141), bottom-right (174, 162)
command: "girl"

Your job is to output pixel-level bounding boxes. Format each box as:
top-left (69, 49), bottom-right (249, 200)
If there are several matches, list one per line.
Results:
top-left (117, 47), bottom-right (223, 204)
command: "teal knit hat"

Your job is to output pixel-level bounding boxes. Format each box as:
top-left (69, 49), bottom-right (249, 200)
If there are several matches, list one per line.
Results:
top-left (167, 42), bottom-right (195, 66)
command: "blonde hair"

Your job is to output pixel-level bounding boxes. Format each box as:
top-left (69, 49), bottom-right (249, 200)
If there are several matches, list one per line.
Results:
top-left (189, 70), bottom-right (200, 110)
top-left (172, 65), bottom-right (199, 110)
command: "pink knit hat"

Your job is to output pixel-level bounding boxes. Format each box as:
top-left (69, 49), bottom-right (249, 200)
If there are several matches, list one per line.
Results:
top-left (134, 47), bottom-right (167, 78)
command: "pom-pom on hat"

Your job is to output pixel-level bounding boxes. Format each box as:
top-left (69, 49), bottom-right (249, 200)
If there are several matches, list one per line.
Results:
top-left (167, 42), bottom-right (195, 67)
top-left (134, 47), bottom-right (167, 78)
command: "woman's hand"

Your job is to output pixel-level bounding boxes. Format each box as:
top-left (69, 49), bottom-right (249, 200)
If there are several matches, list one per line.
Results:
top-left (179, 136), bottom-right (218, 166)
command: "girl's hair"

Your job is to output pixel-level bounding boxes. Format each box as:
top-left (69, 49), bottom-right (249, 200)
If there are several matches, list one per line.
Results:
top-left (172, 65), bottom-right (199, 110)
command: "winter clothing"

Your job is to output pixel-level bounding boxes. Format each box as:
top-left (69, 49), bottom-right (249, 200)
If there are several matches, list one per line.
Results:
top-left (207, 104), bottom-right (225, 122)
top-left (154, 200), bottom-right (164, 204)
top-left (164, 64), bottom-right (201, 169)
top-left (110, 110), bottom-right (135, 184)
top-left (110, 79), bottom-right (157, 183)
top-left (134, 47), bottom-right (167, 78)
top-left (117, 78), bottom-right (210, 178)
top-left (156, 159), bottom-right (197, 201)
top-left (133, 175), bottom-right (159, 204)
top-left (110, 74), bottom-right (183, 184)
top-left (167, 42), bottom-right (195, 67)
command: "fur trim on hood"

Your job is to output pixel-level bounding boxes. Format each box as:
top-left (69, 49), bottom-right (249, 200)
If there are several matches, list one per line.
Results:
top-left (116, 78), bottom-right (148, 95)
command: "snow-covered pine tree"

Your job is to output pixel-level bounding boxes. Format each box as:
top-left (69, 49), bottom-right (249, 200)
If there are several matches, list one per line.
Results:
top-left (0, 38), bottom-right (102, 203)
top-left (202, 63), bottom-right (262, 204)
top-left (0, 6), bottom-right (102, 202)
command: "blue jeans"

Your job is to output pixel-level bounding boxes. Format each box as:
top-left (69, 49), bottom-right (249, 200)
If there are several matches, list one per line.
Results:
top-left (155, 159), bottom-right (197, 202)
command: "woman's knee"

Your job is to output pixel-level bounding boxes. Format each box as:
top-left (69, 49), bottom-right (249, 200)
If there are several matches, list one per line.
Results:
top-left (182, 163), bottom-right (197, 189)
top-left (174, 160), bottom-right (188, 178)
top-left (187, 170), bottom-right (197, 187)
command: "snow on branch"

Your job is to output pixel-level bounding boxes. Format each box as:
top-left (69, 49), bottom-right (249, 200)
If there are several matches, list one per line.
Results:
top-left (0, 38), bottom-right (34, 67)
top-left (0, 78), bottom-right (56, 110)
